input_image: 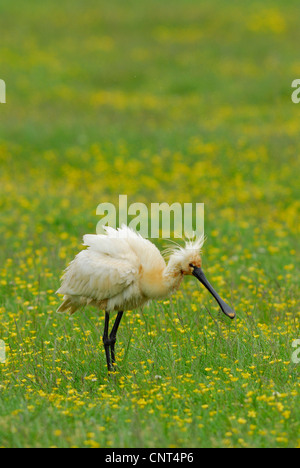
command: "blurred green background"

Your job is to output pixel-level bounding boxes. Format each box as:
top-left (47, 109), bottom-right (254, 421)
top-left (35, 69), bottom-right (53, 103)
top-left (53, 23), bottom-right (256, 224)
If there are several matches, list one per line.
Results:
top-left (0, 0), bottom-right (299, 248)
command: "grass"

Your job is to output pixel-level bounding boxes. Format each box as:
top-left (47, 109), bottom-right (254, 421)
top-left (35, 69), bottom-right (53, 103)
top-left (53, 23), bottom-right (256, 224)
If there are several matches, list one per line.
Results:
top-left (0, 0), bottom-right (299, 448)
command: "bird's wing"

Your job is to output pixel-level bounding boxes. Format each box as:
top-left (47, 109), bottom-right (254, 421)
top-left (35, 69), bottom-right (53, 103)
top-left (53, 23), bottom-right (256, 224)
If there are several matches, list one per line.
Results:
top-left (57, 249), bottom-right (139, 302)
top-left (83, 226), bottom-right (166, 271)
top-left (83, 232), bottom-right (133, 259)
top-left (99, 225), bottom-right (166, 271)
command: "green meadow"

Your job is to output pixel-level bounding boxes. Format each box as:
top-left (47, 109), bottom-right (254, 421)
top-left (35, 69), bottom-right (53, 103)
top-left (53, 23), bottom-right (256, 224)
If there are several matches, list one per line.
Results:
top-left (0, 0), bottom-right (299, 448)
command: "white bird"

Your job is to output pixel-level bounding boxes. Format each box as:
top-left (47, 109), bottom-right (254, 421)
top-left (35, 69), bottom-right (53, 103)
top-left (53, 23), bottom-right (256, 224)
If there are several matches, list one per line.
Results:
top-left (56, 225), bottom-right (235, 371)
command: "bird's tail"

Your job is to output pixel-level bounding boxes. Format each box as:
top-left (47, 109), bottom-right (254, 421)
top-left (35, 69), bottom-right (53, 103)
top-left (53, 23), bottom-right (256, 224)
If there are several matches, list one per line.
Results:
top-left (57, 296), bottom-right (79, 315)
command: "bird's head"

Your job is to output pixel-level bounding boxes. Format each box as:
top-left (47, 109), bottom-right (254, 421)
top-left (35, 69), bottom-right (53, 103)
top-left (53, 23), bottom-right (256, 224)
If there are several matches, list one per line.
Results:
top-left (164, 235), bottom-right (204, 275)
top-left (165, 235), bottom-right (236, 320)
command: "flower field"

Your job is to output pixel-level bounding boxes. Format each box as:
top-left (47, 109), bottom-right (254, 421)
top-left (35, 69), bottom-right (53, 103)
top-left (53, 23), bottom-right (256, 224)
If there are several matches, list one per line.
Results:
top-left (0, 0), bottom-right (299, 448)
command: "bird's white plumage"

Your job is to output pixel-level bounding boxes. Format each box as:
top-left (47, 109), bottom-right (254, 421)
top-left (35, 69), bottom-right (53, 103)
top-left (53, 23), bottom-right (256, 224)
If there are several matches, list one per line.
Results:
top-left (56, 225), bottom-right (204, 314)
top-left (57, 250), bottom-right (138, 301)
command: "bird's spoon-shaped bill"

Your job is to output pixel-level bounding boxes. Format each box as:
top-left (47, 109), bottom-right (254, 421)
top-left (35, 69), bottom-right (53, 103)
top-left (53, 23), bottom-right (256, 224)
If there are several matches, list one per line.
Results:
top-left (192, 267), bottom-right (236, 319)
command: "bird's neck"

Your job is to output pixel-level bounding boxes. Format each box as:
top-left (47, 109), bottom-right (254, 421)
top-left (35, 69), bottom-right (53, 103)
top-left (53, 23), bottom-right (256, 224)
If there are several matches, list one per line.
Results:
top-left (140, 258), bottom-right (183, 300)
top-left (162, 257), bottom-right (184, 294)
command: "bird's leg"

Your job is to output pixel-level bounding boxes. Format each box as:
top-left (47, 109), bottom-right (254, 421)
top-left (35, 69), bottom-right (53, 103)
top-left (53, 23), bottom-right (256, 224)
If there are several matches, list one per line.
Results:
top-left (109, 311), bottom-right (124, 366)
top-left (103, 311), bottom-right (113, 372)
top-left (102, 311), bottom-right (124, 371)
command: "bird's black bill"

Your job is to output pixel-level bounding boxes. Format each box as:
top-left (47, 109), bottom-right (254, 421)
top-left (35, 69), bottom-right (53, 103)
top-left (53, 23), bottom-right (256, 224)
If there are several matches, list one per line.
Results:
top-left (192, 267), bottom-right (236, 319)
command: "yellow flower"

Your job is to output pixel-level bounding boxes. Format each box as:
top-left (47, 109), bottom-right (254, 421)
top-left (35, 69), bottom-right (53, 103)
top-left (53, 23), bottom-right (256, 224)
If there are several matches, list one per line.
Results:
top-left (237, 418), bottom-right (247, 425)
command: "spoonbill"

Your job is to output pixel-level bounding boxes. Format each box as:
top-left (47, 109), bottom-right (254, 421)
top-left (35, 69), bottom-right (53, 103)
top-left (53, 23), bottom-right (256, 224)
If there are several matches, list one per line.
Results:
top-left (56, 225), bottom-right (235, 371)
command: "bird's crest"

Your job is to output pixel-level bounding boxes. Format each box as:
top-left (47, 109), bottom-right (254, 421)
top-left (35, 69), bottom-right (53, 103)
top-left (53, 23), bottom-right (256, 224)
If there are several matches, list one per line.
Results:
top-left (162, 234), bottom-right (206, 260)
